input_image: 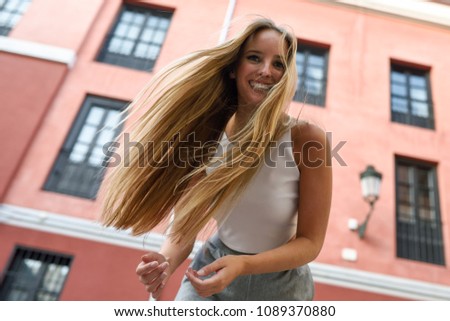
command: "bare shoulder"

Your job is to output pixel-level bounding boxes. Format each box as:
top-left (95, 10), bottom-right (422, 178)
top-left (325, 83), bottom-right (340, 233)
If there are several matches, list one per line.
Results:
top-left (290, 120), bottom-right (330, 170)
top-left (291, 120), bottom-right (328, 147)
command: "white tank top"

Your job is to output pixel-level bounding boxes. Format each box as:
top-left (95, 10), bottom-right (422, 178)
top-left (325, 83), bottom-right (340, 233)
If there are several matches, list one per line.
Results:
top-left (207, 124), bottom-right (300, 253)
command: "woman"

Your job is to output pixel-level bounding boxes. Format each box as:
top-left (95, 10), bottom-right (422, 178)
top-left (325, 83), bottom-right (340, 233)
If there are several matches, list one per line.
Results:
top-left (102, 18), bottom-right (332, 301)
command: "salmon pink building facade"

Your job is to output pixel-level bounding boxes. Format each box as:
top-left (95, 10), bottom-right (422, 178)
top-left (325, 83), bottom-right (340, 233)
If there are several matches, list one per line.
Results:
top-left (1, 0), bottom-right (450, 300)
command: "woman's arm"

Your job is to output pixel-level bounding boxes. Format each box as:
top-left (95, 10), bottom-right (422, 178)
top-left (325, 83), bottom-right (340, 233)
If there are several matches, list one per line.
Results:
top-left (159, 233), bottom-right (196, 275)
top-left (185, 122), bottom-right (332, 297)
top-left (240, 122), bottom-right (332, 274)
top-left (137, 235), bottom-right (195, 299)
top-left (137, 172), bottom-right (205, 298)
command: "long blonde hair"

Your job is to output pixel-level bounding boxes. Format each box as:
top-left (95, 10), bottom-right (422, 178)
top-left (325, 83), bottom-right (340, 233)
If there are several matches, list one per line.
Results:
top-left (101, 18), bottom-right (298, 244)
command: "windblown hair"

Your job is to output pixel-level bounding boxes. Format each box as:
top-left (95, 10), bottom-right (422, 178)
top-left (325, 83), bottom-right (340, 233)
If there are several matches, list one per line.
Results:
top-left (101, 18), bottom-right (298, 244)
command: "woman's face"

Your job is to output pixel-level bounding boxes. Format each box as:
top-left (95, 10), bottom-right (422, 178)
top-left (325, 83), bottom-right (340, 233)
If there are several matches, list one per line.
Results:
top-left (232, 29), bottom-right (286, 108)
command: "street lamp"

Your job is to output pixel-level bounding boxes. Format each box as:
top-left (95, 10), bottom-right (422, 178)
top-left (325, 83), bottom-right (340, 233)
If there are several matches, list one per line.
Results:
top-left (356, 165), bottom-right (382, 239)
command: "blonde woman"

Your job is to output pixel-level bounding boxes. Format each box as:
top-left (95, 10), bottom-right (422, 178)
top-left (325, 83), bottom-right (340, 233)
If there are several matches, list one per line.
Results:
top-left (102, 18), bottom-right (332, 301)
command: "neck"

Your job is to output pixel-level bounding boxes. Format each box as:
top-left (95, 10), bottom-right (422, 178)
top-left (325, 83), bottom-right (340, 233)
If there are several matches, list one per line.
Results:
top-left (227, 106), bottom-right (255, 138)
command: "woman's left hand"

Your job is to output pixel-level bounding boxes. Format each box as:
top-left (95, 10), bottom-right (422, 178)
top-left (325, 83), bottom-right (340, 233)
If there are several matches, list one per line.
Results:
top-left (185, 255), bottom-right (246, 298)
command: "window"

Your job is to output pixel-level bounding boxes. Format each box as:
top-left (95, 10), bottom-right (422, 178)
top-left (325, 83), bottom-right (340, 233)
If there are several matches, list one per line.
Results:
top-left (0, 0), bottom-right (31, 36)
top-left (97, 4), bottom-right (172, 71)
top-left (391, 63), bottom-right (434, 129)
top-left (395, 157), bottom-right (445, 265)
top-left (0, 246), bottom-right (72, 300)
top-left (294, 44), bottom-right (329, 107)
top-left (44, 95), bottom-right (127, 199)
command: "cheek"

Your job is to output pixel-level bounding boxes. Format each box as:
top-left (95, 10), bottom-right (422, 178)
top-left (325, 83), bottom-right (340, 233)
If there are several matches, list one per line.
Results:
top-left (274, 70), bottom-right (284, 82)
top-left (236, 61), bottom-right (256, 77)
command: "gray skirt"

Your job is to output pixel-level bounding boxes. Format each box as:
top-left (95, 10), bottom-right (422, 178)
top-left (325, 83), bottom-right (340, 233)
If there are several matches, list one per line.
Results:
top-left (175, 234), bottom-right (314, 301)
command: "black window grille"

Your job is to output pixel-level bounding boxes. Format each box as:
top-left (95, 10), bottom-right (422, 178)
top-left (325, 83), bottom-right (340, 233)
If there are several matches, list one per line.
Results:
top-left (395, 158), bottom-right (445, 265)
top-left (97, 4), bottom-right (172, 71)
top-left (44, 95), bottom-right (127, 199)
top-left (391, 63), bottom-right (434, 129)
top-left (0, 0), bottom-right (31, 36)
top-left (0, 246), bottom-right (72, 300)
top-left (294, 44), bottom-right (329, 107)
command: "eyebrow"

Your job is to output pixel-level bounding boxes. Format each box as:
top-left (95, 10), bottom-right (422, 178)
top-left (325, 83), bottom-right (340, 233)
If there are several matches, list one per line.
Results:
top-left (245, 50), bottom-right (282, 59)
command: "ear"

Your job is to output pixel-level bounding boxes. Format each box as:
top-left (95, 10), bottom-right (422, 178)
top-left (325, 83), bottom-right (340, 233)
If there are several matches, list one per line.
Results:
top-left (229, 70), bottom-right (236, 79)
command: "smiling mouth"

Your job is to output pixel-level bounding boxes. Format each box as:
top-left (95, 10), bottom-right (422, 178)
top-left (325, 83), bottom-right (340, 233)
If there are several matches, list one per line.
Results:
top-left (250, 81), bottom-right (273, 93)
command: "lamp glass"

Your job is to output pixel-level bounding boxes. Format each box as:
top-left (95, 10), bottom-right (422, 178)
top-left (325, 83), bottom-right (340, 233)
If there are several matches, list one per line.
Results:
top-left (361, 176), bottom-right (381, 203)
top-left (360, 165), bottom-right (382, 204)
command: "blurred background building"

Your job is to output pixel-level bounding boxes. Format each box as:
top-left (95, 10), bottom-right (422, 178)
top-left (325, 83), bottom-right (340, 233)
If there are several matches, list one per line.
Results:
top-left (1, 0), bottom-right (449, 300)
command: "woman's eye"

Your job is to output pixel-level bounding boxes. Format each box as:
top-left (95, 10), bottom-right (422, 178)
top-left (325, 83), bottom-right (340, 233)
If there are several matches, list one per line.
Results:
top-left (247, 55), bottom-right (260, 62)
top-left (274, 61), bottom-right (285, 69)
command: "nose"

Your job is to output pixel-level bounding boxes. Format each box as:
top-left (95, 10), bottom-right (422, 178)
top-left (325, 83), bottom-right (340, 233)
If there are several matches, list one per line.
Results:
top-left (258, 61), bottom-right (272, 78)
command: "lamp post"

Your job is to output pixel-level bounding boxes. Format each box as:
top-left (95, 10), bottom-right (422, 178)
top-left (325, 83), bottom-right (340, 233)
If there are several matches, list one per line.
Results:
top-left (357, 165), bottom-right (382, 239)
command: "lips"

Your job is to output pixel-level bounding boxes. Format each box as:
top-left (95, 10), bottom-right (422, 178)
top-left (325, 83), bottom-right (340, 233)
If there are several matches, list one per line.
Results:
top-left (249, 81), bottom-right (273, 93)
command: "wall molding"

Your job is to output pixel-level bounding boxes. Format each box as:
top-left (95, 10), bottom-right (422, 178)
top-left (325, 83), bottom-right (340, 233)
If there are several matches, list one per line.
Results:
top-left (322, 0), bottom-right (450, 29)
top-left (0, 203), bottom-right (201, 259)
top-left (312, 262), bottom-right (450, 300)
top-left (1, 203), bottom-right (450, 300)
top-left (0, 36), bottom-right (76, 67)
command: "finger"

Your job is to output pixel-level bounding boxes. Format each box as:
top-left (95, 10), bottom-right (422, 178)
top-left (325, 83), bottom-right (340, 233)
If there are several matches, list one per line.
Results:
top-left (152, 275), bottom-right (168, 299)
top-left (186, 270), bottom-right (225, 298)
top-left (185, 269), bottom-right (202, 290)
top-left (151, 287), bottom-right (164, 299)
top-left (185, 269), bottom-right (216, 293)
top-left (142, 253), bottom-right (165, 264)
top-left (185, 269), bottom-right (202, 287)
top-left (136, 261), bottom-right (158, 276)
top-left (193, 283), bottom-right (219, 296)
top-left (198, 291), bottom-right (214, 298)
top-left (187, 267), bottom-right (209, 281)
top-left (196, 259), bottom-right (223, 277)
top-left (188, 267), bottom-right (201, 278)
top-left (146, 271), bottom-right (168, 293)
top-left (198, 284), bottom-right (221, 297)
top-left (187, 269), bottom-right (219, 288)
top-left (140, 262), bottom-right (169, 284)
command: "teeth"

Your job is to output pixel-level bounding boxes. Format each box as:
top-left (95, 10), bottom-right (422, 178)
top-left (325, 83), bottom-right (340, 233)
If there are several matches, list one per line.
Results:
top-left (250, 81), bottom-right (272, 91)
